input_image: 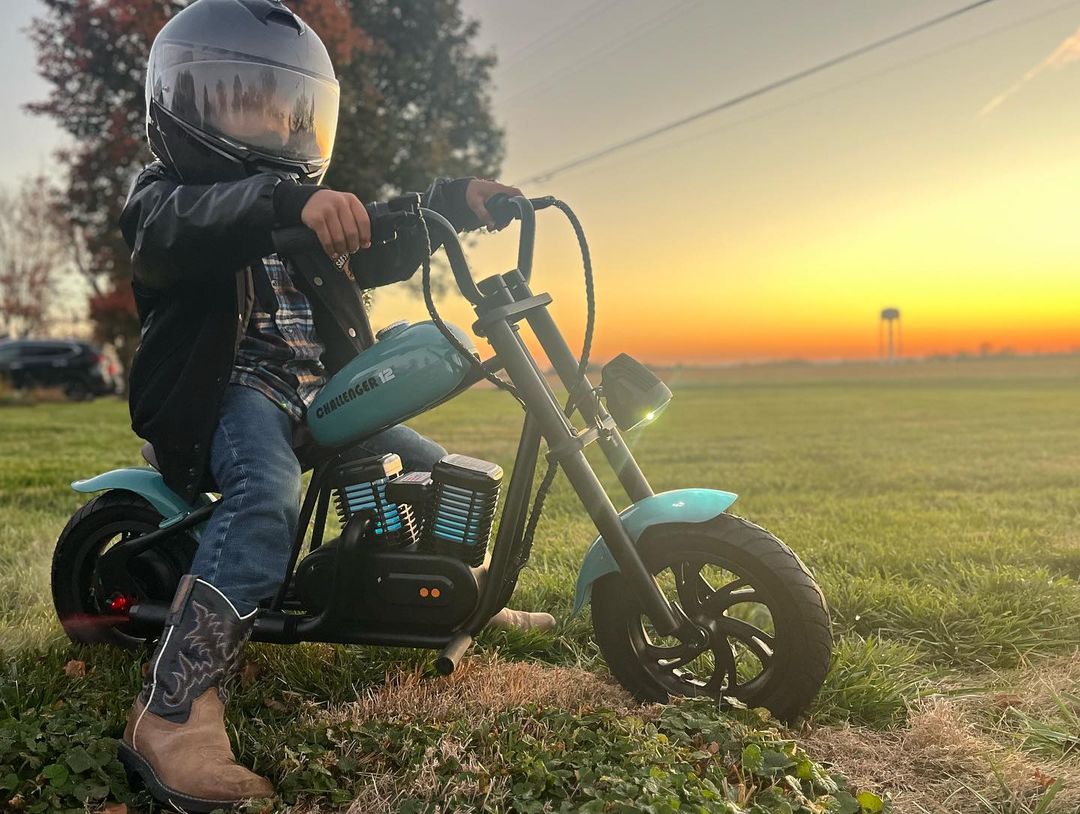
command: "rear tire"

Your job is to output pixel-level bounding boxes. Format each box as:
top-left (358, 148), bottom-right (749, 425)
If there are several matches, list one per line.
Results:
top-left (51, 490), bottom-right (196, 649)
top-left (591, 513), bottom-right (831, 722)
top-left (64, 380), bottom-right (92, 401)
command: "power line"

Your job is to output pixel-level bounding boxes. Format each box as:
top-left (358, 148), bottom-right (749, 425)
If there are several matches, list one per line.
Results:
top-left (501, 0), bottom-right (703, 107)
top-left (554, 0), bottom-right (1080, 182)
top-left (498, 0), bottom-right (621, 73)
top-left (516, 0), bottom-right (1002, 186)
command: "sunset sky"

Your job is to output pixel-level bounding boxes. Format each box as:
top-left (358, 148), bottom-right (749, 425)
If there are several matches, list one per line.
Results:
top-left (4, 0), bottom-right (1079, 362)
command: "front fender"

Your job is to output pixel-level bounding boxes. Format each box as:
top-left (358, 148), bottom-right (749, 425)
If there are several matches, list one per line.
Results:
top-left (570, 488), bottom-right (738, 616)
top-left (72, 467), bottom-right (212, 531)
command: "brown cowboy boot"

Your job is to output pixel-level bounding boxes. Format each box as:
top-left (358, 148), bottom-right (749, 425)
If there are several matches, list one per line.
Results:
top-left (486, 607), bottom-right (557, 632)
top-left (119, 576), bottom-right (273, 812)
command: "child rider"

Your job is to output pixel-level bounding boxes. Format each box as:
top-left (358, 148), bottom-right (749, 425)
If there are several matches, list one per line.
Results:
top-left (116, 1), bottom-right (552, 809)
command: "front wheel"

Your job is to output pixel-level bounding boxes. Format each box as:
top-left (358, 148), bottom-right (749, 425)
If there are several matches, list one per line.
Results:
top-left (591, 513), bottom-right (831, 722)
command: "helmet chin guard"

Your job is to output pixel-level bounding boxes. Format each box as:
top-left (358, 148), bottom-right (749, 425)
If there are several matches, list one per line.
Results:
top-left (145, 0), bottom-right (339, 184)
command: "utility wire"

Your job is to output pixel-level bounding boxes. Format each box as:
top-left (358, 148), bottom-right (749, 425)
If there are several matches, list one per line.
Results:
top-left (501, 0), bottom-right (703, 107)
top-left (555, 0), bottom-right (1080, 181)
top-left (516, 0), bottom-right (1002, 186)
top-left (498, 0), bottom-right (621, 73)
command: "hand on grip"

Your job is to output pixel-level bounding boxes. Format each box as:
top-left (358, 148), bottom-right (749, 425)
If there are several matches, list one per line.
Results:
top-left (300, 189), bottom-right (371, 258)
top-left (484, 193), bottom-right (518, 231)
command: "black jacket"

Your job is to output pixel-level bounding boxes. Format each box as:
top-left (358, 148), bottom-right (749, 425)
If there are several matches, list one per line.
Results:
top-left (120, 162), bottom-right (477, 501)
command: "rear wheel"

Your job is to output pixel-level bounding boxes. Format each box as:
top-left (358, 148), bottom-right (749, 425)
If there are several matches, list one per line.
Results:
top-left (591, 513), bottom-right (831, 722)
top-left (51, 490), bottom-right (196, 649)
top-left (64, 380), bottom-right (92, 401)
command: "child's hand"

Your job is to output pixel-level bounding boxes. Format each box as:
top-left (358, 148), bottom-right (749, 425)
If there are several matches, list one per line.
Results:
top-left (301, 189), bottom-right (372, 260)
top-left (466, 179), bottom-right (524, 230)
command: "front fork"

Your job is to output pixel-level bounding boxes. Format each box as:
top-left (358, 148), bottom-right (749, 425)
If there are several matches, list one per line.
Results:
top-left (503, 270), bottom-right (654, 503)
top-left (474, 272), bottom-right (686, 637)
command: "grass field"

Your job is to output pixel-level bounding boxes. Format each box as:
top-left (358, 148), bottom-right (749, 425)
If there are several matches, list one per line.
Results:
top-left (2, 356), bottom-right (1079, 812)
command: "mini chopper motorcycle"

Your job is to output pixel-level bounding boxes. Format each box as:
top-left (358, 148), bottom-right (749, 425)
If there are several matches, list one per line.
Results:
top-left (51, 194), bottom-right (832, 721)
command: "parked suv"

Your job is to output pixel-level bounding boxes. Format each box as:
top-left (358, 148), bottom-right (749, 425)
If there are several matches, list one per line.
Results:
top-left (0, 339), bottom-right (121, 400)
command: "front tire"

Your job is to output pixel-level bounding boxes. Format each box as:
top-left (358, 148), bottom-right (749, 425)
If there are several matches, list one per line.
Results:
top-left (51, 490), bottom-right (196, 649)
top-left (591, 513), bottom-right (831, 722)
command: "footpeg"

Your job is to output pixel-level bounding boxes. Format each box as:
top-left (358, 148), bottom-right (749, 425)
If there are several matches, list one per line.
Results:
top-left (435, 630), bottom-right (473, 675)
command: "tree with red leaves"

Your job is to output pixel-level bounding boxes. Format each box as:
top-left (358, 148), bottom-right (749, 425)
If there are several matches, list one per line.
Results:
top-left (29, 0), bottom-right (503, 366)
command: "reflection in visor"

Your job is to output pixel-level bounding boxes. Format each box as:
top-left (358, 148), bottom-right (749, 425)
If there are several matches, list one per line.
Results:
top-left (157, 60), bottom-right (339, 165)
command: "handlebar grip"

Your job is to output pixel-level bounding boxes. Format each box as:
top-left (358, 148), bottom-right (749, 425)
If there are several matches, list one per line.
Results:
top-left (365, 201), bottom-right (420, 245)
top-left (485, 193), bottom-right (559, 231)
top-left (485, 193), bottom-right (518, 230)
top-left (272, 201), bottom-right (418, 259)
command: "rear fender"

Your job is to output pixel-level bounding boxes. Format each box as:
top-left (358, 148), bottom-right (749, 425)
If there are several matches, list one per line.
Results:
top-left (71, 467), bottom-right (213, 534)
top-left (570, 488), bottom-right (738, 616)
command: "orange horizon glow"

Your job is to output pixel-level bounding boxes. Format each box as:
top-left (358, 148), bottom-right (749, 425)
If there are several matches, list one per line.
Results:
top-left (364, 3), bottom-right (1080, 364)
top-left (374, 281), bottom-right (1080, 366)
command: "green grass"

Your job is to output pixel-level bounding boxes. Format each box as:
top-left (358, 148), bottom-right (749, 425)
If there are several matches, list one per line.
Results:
top-left (2, 356), bottom-right (1079, 811)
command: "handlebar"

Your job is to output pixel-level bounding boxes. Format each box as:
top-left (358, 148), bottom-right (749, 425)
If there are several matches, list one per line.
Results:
top-left (482, 194), bottom-right (554, 285)
top-left (380, 192), bottom-right (548, 306)
top-left (424, 194), bottom-right (551, 305)
top-left (273, 192), bottom-right (548, 308)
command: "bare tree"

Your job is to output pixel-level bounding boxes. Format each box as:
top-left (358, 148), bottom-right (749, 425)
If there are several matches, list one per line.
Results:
top-left (0, 177), bottom-right (78, 339)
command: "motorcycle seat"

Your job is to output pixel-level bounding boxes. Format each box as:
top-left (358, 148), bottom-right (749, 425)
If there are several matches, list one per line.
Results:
top-left (139, 433), bottom-right (325, 483)
top-left (141, 442), bottom-right (160, 470)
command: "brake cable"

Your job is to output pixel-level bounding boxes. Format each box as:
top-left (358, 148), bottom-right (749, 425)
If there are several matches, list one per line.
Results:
top-left (513, 199), bottom-right (595, 580)
top-left (417, 200), bottom-right (597, 584)
top-left (417, 215), bottom-right (525, 407)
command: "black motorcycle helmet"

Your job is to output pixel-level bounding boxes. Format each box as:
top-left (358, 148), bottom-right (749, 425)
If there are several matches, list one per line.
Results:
top-left (145, 0), bottom-right (340, 184)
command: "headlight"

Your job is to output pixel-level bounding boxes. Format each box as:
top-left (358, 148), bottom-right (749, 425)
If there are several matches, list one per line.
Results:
top-left (600, 353), bottom-right (673, 431)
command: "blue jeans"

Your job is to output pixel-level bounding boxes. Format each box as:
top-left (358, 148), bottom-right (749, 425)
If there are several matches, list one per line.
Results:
top-left (190, 384), bottom-right (446, 613)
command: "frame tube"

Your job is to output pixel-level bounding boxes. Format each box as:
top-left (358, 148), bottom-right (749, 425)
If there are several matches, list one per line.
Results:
top-left (108, 500), bottom-right (216, 560)
top-left (270, 462), bottom-right (329, 610)
top-left (513, 199), bottom-right (537, 282)
top-left (502, 270), bottom-right (654, 502)
top-left (460, 275), bottom-right (546, 631)
top-left (468, 411), bottom-right (542, 631)
top-left (480, 314), bottom-right (679, 635)
top-left (128, 600), bottom-right (461, 648)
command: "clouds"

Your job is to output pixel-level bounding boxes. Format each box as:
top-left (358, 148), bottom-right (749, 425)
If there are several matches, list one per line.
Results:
top-left (980, 23), bottom-right (1080, 116)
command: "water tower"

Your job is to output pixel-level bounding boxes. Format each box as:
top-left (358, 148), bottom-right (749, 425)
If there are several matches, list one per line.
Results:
top-left (879, 308), bottom-right (902, 363)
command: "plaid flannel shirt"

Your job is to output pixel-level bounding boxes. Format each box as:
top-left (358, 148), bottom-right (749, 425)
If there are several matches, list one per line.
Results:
top-left (230, 254), bottom-right (327, 421)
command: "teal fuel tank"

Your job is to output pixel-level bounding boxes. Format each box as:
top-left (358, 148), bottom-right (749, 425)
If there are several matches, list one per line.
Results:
top-left (307, 321), bottom-right (477, 447)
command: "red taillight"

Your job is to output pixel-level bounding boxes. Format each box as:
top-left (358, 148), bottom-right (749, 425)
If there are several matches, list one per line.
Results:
top-left (109, 594), bottom-right (131, 613)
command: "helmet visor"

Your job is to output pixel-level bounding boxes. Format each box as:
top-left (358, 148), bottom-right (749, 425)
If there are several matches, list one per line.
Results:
top-left (150, 44), bottom-right (339, 168)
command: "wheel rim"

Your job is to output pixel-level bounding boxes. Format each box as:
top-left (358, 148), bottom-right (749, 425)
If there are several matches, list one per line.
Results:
top-left (65, 518), bottom-right (190, 643)
top-left (628, 554), bottom-right (777, 701)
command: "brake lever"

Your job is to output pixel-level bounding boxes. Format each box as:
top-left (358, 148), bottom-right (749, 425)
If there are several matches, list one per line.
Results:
top-left (388, 192), bottom-right (422, 213)
top-left (365, 199), bottom-right (422, 247)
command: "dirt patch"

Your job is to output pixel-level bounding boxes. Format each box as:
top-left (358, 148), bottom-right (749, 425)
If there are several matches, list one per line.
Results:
top-left (986, 651), bottom-right (1080, 718)
top-left (804, 698), bottom-right (1067, 813)
top-left (304, 653), bottom-right (1080, 813)
top-left (286, 656), bottom-right (644, 813)
top-left (331, 654), bottom-right (641, 728)
top-left (803, 653), bottom-right (1080, 813)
